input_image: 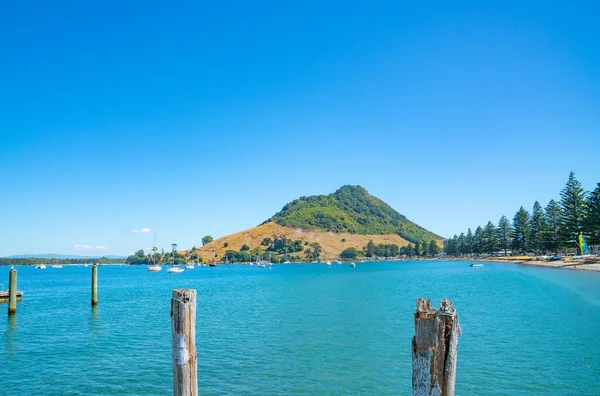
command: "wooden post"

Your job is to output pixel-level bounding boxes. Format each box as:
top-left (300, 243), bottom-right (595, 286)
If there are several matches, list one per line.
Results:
top-left (171, 289), bottom-right (198, 396)
top-left (412, 298), bottom-right (461, 396)
top-left (8, 269), bottom-right (17, 315)
top-left (91, 265), bottom-right (98, 306)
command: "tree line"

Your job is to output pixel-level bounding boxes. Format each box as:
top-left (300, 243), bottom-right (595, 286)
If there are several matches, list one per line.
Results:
top-left (341, 239), bottom-right (441, 259)
top-left (0, 257), bottom-right (123, 266)
top-left (445, 172), bottom-right (600, 256)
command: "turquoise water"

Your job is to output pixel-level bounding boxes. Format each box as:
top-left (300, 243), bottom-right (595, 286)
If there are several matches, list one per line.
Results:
top-left (1, 261), bottom-right (599, 395)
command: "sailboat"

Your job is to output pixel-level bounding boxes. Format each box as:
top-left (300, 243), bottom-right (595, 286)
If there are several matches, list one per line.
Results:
top-left (147, 234), bottom-right (162, 271)
top-left (167, 242), bottom-right (184, 273)
top-left (283, 252), bottom-right (291, 264)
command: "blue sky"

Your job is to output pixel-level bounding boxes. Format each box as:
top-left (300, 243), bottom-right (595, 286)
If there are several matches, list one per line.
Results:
top-left (1, 1), bottom-right (599, 256)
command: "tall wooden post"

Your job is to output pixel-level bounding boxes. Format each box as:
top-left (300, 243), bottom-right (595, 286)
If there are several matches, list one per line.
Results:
top-left (171, 289), bottom-right (198, 396)
top-left (91, 265), bottom-right (98, 306)
top-left (8, 269), bottom-right (17, 315)
top-left (412, 298), bottom-right (460, 396)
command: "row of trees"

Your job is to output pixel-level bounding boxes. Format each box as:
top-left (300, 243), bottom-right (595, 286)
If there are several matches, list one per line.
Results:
top-left (0, 257), bottom-right (123, 266)
top-left (125, 248), bottom-right (187, 265)
top-left (340, 240), bottom-right (441, 259)
top-left (445, 172), bottom-right (599, 256)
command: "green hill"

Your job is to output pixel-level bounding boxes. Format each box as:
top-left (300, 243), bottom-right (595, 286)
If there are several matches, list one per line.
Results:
top-left (267, 185), bottom-right (442, 243)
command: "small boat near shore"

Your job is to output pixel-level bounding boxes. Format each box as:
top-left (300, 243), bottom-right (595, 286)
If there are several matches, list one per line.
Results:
top-left (36, 264), bottom-right (47, 269)
top-left (167, 266), bottom-right (184, 273)
top-left (470, 263), bottom-right (484, 267)
top-left (186, 263), bottom-right (195, 269)
top-left (51, 265), bottom-right (63, 269)
top-left (350, 262), bottom-right (356, 267)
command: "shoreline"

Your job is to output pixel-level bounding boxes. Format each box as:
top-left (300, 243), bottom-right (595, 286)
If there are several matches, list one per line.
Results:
top-left (472, 258), bottom-right (600, 272)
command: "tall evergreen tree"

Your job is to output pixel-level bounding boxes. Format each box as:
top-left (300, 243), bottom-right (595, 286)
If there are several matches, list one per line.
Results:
top-left (429, 240), bottom-right (440, 256)
top-left (497, 215), bottom-right (512, 256)
top-left (584, 183), bottom-right (600, 245)
top-left (529, 201), bottom-right (545, 253)
top-left (406, 243), bottom-right (415, 257)
top-left (483, 221), bottom-right (498, 254)
top-left (421, 241), bottom-right (429, 257)
top-left (465, 228), bottom-right (474, 256)
top-left (512, 206), bottom-right (530, 254)
top-left (559, 171), bottom-right (587, 248)
top-left (458, 233), bottom-right (466, 255)
top-left (414, 241), bottom-right (421, 258)
top-left (473, 226), bottom-right (483, 254)
top-left (444, 237), bottom-right (457, 256)
top-left (541, 199), bottom-right (561, 253)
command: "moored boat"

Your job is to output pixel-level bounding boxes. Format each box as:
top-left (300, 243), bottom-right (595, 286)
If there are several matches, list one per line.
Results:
top-left (470, 263), bottom-right (484, 267)
top-left (36, 264), bottom-right (47, 269)
top-left (350, 262), bottom-right (356, 267)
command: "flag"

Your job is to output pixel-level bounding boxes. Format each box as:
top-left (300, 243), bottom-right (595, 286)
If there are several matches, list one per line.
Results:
top-left (578, 233), bottom-right (589, 255)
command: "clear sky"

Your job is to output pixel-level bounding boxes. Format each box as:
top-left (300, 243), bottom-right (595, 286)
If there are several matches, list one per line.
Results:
top-left (1, 1), bottom-right (599, 256)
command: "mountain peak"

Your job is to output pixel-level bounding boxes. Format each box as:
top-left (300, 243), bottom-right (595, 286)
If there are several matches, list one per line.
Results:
top-left (268, 186), bottom-right (441, 243)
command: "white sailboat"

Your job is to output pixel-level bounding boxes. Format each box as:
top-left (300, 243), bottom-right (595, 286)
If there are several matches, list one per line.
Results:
top-left (36, 264), bottom-right (47, 269)
top-left (167, 242), bottom-right (184, 273)
top-left (350, 262), bottom-right (356, 267)
top-left (147, 234), bottom-right (162, 272)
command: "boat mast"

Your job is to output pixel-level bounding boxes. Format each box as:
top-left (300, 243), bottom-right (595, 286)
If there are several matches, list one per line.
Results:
top-left (172, 242), bottom-right (177, 266)
top-left (152, 233), bottom-right (158, 266)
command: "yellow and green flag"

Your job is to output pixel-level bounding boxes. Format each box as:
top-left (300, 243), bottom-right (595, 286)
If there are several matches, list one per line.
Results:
top-left (578, 233), bottom-right (589, 255)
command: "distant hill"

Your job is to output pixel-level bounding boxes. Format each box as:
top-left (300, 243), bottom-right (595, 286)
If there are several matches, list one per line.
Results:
top-left (267, 185), bottom-right (441, 243)
top-left (6, 254), bottom-right (126, 259)
top-left (192, 186), bottom-right (442, 261)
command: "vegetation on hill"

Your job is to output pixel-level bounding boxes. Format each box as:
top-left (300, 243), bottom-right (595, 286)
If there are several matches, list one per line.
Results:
top-left (267, 185), bottom-right (441, 244)
top-left (445, 172), bottom-right (600, 256)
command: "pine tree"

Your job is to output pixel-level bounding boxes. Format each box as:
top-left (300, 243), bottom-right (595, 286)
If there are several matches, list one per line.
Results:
top-left (421, 241), bottom-right (429, 257)
top-left (542, 200), bottom-right (561, 253)
top-left (497, 215), bottom-right (512, 256)
top-left (458, 233), bottom-right (466, 255)
top-left (483, 221), bottom-right (498, 254)
top-left (429, 240), bottom-right (440, 256)
top-left (584, 183), bottom-right (600, 245)
top-left (473, 227), bottom-right (483, 254)
top-left (529, 201), bottom-right (545, 253)
top-left (559, 171), bottom-right (587, 248)
top-left (512, 207), bottom-right (530, 254)
top-left (406, 243), bottom-right (415, 257)
top-left (414, 241), bottom-right (420, 258)
top-left (465, 228), bottom-right (474, 256)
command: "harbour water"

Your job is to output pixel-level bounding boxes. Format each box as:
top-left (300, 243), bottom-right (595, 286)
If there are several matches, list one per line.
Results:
top-left (1, 261), bottom-right (599, 395)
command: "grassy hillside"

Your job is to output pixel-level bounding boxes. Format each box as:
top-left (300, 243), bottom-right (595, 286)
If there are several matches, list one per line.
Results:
top-left (193, 222), bottom-right (413, 262)
top-left (267, 185), bottom-right (441, 243)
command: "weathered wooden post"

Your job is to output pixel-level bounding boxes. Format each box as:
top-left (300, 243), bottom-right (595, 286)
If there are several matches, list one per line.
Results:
top-left (91, 265), bottom-right (98, 306)
top-left (8, 269), bottom-right (17, 315)
top-left (171, 289), bottom-right (198, 396)
top-left (412, 298), bottom-right (460, 396)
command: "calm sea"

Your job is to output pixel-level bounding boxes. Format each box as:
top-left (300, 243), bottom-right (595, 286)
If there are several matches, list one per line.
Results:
top-left (1, 261), bottom-right (599, 395)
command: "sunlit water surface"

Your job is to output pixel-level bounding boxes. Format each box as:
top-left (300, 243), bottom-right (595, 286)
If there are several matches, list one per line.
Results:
top-left (1, 261), bottom-right (599, 395)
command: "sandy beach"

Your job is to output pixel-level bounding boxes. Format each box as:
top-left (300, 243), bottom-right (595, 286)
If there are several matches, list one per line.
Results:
top-left (482, 257), bottom-right (600, 272)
